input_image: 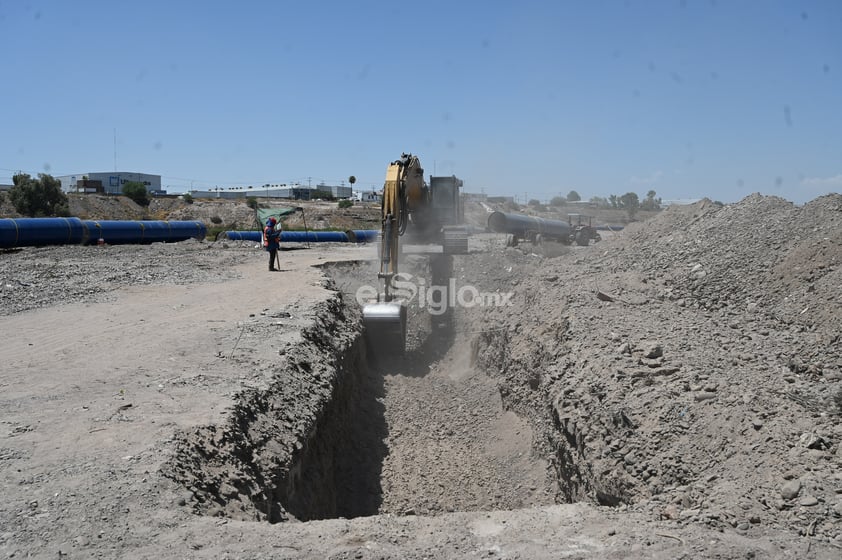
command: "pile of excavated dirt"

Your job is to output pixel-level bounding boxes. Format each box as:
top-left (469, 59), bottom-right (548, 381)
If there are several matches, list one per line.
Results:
top-left (465, 193), bottom-right (842, 540)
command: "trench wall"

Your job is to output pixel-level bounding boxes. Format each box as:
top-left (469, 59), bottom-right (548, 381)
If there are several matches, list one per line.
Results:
top-left (474, 323), bottom-right (635, 507)
top-left (162, 291), bottom-right (384, 522)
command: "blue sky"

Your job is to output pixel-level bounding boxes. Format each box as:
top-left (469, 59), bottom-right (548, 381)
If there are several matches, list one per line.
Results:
top-left (2, 0), bottom-right (840, 204)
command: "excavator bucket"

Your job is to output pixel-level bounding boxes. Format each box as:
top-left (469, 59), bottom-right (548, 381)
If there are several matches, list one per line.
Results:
top-left (362, 301), bottom-right (407, 355)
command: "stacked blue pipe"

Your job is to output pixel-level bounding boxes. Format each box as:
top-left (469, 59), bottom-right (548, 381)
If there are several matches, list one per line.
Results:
top-left (0, 218), bottom-right (206, 249)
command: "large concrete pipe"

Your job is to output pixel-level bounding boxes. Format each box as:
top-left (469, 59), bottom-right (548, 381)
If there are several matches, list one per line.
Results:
top-left (486, 211), bottom-right (572, 241)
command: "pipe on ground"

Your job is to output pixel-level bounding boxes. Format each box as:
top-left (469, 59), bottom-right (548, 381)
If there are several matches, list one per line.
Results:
top-left (345, 230), bottom-right (380, 243)
top-left (0, 217), bottom-right (87, 248)
top-left (84, 220), bottom-right (206, 245)
top-left (487, 211), bottom-right (572, 240)
top-left (221, 230), bottom-right (378, 243)
top-left (0, 218), bottom-right (206, 248)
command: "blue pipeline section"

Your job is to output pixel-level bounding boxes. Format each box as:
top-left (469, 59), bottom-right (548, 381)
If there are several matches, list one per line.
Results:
top-left (0, 217), bottom-right (87, 248)
top-left (283, 231), bottom-right (349, 243)
top-left (220, 230), bottom-right (380, 243)
top-left (0, 217), bottom-right (207, 248)
top-left (221, 231), bottom-right (262, 242)
top-left (84, 220), bottom-right (207, 245)
top-left (346, 230), bottom-right (380, 243)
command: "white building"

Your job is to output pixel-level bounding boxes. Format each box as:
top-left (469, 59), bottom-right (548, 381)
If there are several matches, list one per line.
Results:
top-left (314, 183), bottom-right (353, 199)
top-left (56, 172), bottom-right (162, 195)
top-left (352, 190), bottom-right (382, 203)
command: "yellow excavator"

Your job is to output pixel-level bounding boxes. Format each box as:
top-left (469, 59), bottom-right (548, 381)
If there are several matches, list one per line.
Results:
top-left (361, 153), bottom-right (468, 353)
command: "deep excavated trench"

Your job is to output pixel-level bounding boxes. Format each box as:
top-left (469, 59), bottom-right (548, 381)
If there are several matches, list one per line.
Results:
top-left (166, 256), bottom-right (562, 522)
top-left (275, 259), bottom-right (559, 520)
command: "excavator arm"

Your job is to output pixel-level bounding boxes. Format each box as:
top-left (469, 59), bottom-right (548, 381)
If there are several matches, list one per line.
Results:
top-left (362, 154), bottom-right (424, 353)
top-left (376, 159), bottom-right (406, 300)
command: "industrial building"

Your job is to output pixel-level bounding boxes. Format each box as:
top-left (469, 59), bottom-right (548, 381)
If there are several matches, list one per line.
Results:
top-left (56, 172), bottom-right (163, 195)
top-left (190, 184), bottom-right (352, 201)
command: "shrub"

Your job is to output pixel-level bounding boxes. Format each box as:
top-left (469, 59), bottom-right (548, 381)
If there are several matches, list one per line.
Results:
top-left (210, 215), bottom-right (223, 224)
top-left (246, 196), bottom-right (259, 209)
top-left (122, 181), bottom-right (150, 206)
top-left (182, 193), bottom-right (194, 204)
top-left (338, 199), bottom-right (354, 209)
top-left (9, 173), bottom-right (70, 216)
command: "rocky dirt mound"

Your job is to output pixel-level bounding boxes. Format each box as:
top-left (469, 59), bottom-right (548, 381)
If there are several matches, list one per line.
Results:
top-left (622, 194), bottom-right (841, 354)
top-left (281, 201), bottom-right (382, 231)
top-left (464, 193), bottom-right (842, 545)
top-left (159, 198), bottom-right (257, 229)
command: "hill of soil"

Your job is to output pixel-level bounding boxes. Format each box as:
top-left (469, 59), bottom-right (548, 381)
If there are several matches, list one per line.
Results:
top-left (464, 192), bottom-right (842, 541)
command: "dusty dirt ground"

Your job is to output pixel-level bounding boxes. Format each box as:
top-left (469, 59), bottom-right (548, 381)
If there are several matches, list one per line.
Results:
top-left (1, 193), bottom-right (841, 558)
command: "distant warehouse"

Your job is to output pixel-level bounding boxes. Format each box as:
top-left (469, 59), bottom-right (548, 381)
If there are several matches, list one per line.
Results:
top-left (191, 183), bottom-right (352, 200)
top-left (57, 172), bottom-right (163, 195)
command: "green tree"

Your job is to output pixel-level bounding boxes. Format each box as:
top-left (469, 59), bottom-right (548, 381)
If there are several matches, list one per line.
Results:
top-left (567, 190), bottom-right (581, 202)
top-left (246, 196), bottom-right (259, 209)
top-left (550, 195), bottom-right (566, 206)
top-left (348, 175), bottom-right (356, 187)
top-left (608, 194), bottom-right (619, 208)
top-left (641, 189), bottom-right (660, 211)
top-left (619, 192), bottom-right (640, 219)
top-left (9, 173), bottom-right (70, 217)
top-left (182, 192), bottom-right (194, 204)
top-left (122, 181), bottom-right (150, 206)
top-left (528, 198), bottom-right (541, 207)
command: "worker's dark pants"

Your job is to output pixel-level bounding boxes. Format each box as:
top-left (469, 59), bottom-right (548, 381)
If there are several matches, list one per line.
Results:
top-left (268, 248), bottom-right (278, 270)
